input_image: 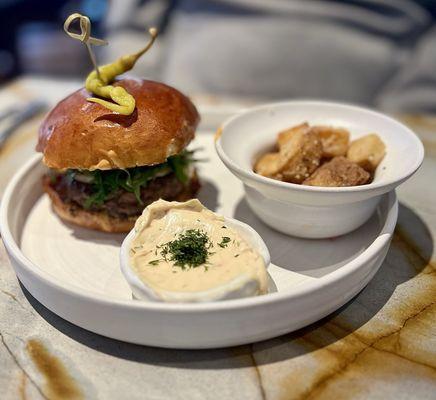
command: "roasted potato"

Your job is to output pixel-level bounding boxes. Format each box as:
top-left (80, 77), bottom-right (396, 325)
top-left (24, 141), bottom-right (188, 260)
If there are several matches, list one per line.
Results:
top-left (254, 122), bottom-right (385, 187)
top-left (347, 134), bottom-right (386, 172)
top-left (312, 125), bottom-right (350, 158)
top-left (254, 152), bottom-right (285, 177)
top-left (303, 156), bottom-right (370, 187)
top-left (279, 128), bottom-right (323, 183)
top-left (277, 122), bottom-right (310, 148)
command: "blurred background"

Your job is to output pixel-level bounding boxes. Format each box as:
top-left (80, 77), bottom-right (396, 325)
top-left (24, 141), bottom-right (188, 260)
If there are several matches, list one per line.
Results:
top-left (1, 0), bottom-right (436, 112)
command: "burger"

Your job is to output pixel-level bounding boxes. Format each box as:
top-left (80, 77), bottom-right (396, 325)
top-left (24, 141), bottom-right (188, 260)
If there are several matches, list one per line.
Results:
top-left (37, 78), bottom-right (200, 233)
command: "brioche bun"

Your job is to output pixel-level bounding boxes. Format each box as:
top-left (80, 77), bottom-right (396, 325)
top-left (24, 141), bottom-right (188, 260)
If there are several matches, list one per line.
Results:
top-left (43, 173), bottom-right (200, 233)
top-left (37, 79), bottom-right (200, 170)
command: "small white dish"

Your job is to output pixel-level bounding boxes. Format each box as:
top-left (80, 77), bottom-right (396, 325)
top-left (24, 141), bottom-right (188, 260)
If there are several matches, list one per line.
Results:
top-left (215, 100), bottom-right (423, 238)
top-left (120, 213), bottom-right (271, 302)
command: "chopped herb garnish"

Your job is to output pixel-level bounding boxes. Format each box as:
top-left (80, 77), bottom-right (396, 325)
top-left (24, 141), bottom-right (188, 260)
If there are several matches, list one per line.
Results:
top-left (160, 229), bottom-right (213, 269)
top-left (221, 225), bottom-right (227, 229)
top-left (218, 236), bottom-right (231, 248)
top-left (148, 259), bottom-right (160, 266)
top-left (234, 254), bottom-right (239, 258)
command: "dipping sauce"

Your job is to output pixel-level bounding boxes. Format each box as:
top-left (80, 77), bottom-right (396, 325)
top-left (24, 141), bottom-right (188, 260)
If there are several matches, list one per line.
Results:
top-left (129, 199), bottom-right (268, 301)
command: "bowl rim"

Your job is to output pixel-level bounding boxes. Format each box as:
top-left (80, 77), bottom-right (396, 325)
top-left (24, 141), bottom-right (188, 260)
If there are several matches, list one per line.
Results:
top-left (215, 100), bottom-right (424, 194)
top-left (0, 153), bottom-right (398, 313)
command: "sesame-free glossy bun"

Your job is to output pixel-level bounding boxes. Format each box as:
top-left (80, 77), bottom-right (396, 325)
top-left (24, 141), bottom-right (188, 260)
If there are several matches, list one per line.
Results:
top-left (37, 79), bottom-right (200, 170)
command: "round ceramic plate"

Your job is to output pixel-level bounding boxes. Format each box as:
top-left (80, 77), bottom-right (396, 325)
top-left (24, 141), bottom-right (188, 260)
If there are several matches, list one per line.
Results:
top-left (0, 132), bottom-right (398, 349)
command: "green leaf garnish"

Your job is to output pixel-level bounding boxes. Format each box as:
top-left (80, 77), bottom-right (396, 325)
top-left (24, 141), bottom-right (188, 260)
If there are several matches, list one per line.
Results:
top-left (67, 150), bottom-right (195, 209)
top-left (218, 236), bottom-right (231, 248)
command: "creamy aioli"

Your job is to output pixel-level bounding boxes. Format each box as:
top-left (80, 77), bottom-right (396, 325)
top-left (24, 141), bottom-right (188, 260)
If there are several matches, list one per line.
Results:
top-left (129, 199), bottom-right (268, 297)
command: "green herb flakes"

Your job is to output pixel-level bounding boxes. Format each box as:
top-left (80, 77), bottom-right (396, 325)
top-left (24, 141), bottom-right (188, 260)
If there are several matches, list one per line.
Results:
top-left (160, 229), bottom-right (213, 269)
top-left (218, 236), bottom-right (231, 248)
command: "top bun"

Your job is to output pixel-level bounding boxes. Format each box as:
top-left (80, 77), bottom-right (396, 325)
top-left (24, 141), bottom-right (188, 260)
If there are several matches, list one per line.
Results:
top-left (37, 79), bottom-right (200, 170)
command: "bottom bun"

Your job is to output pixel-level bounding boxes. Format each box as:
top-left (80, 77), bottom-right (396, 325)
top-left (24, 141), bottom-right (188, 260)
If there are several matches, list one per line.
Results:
top-left (43, 173), bottom-right (200, 233)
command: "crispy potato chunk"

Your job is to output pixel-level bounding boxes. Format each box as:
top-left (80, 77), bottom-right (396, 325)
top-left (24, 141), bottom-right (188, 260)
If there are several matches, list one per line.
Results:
top-left (312, 126), bottom-right (350, 158)
top-left (254, 152), bottom-right (285, 177)
top-left (277, 122), bottom-right (310, 148)
top-left (279, 128), bottom-right (323, 183)
top-left (347, 134), bottom-right (386, 172)
top-left (303, 156), bottom-right (370, 187)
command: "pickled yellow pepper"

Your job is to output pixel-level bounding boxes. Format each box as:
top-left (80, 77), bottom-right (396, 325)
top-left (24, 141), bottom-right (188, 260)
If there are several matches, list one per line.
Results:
top-left (64, 13), bottom-right (157, 115)
top-left (85, 28), bottom-right (157, 115)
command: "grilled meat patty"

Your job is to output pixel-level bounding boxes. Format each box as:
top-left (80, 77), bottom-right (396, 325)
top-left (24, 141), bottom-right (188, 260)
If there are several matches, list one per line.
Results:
top-left (45, 171), bottom-right (199, 220)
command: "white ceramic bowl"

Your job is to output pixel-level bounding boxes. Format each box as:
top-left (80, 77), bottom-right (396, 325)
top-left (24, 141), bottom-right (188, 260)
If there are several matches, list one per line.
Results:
top-left (120, 215), bottom-right (271, 302)
top-left (216, 100), bottom-right (424, 238)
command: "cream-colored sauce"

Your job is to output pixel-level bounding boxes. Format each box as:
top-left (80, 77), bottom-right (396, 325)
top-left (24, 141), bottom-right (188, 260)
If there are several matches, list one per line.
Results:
top-left (89, 150), bottom-right (125, 170)
top-left (89, 159), bottom-right (112, 170)
top-left (130, 199), bottom-right (268, 295)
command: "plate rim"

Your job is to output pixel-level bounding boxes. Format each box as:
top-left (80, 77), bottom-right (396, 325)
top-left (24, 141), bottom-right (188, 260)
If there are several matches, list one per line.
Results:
top-left (0, 153), bottom-right (398, 312)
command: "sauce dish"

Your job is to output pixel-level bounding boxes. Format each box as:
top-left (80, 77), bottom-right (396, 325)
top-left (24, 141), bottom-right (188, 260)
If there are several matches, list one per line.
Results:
top-left (120, 208), bottom-right (271, 302)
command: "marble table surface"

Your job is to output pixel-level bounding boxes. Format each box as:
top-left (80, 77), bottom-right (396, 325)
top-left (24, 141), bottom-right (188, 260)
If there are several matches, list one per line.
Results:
top-left (0, 77), bottom-right (435, 400)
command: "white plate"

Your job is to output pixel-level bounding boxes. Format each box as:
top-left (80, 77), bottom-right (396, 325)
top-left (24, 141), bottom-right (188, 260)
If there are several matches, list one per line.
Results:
top-left (0, 132), bottom-right (398, 349)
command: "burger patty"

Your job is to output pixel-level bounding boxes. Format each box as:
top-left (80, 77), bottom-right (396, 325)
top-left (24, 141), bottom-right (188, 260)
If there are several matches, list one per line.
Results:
top-left (45, 171), bottom-right (199, 220)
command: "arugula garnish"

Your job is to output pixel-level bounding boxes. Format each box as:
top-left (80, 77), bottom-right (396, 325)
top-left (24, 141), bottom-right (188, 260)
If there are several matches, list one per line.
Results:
top-left (67, 150), bottom-right (195, 209)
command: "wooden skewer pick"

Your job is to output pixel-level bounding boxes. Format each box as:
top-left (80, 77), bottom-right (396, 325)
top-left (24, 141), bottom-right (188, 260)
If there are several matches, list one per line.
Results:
top-left (63, 13), bottom-right (108, 80)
